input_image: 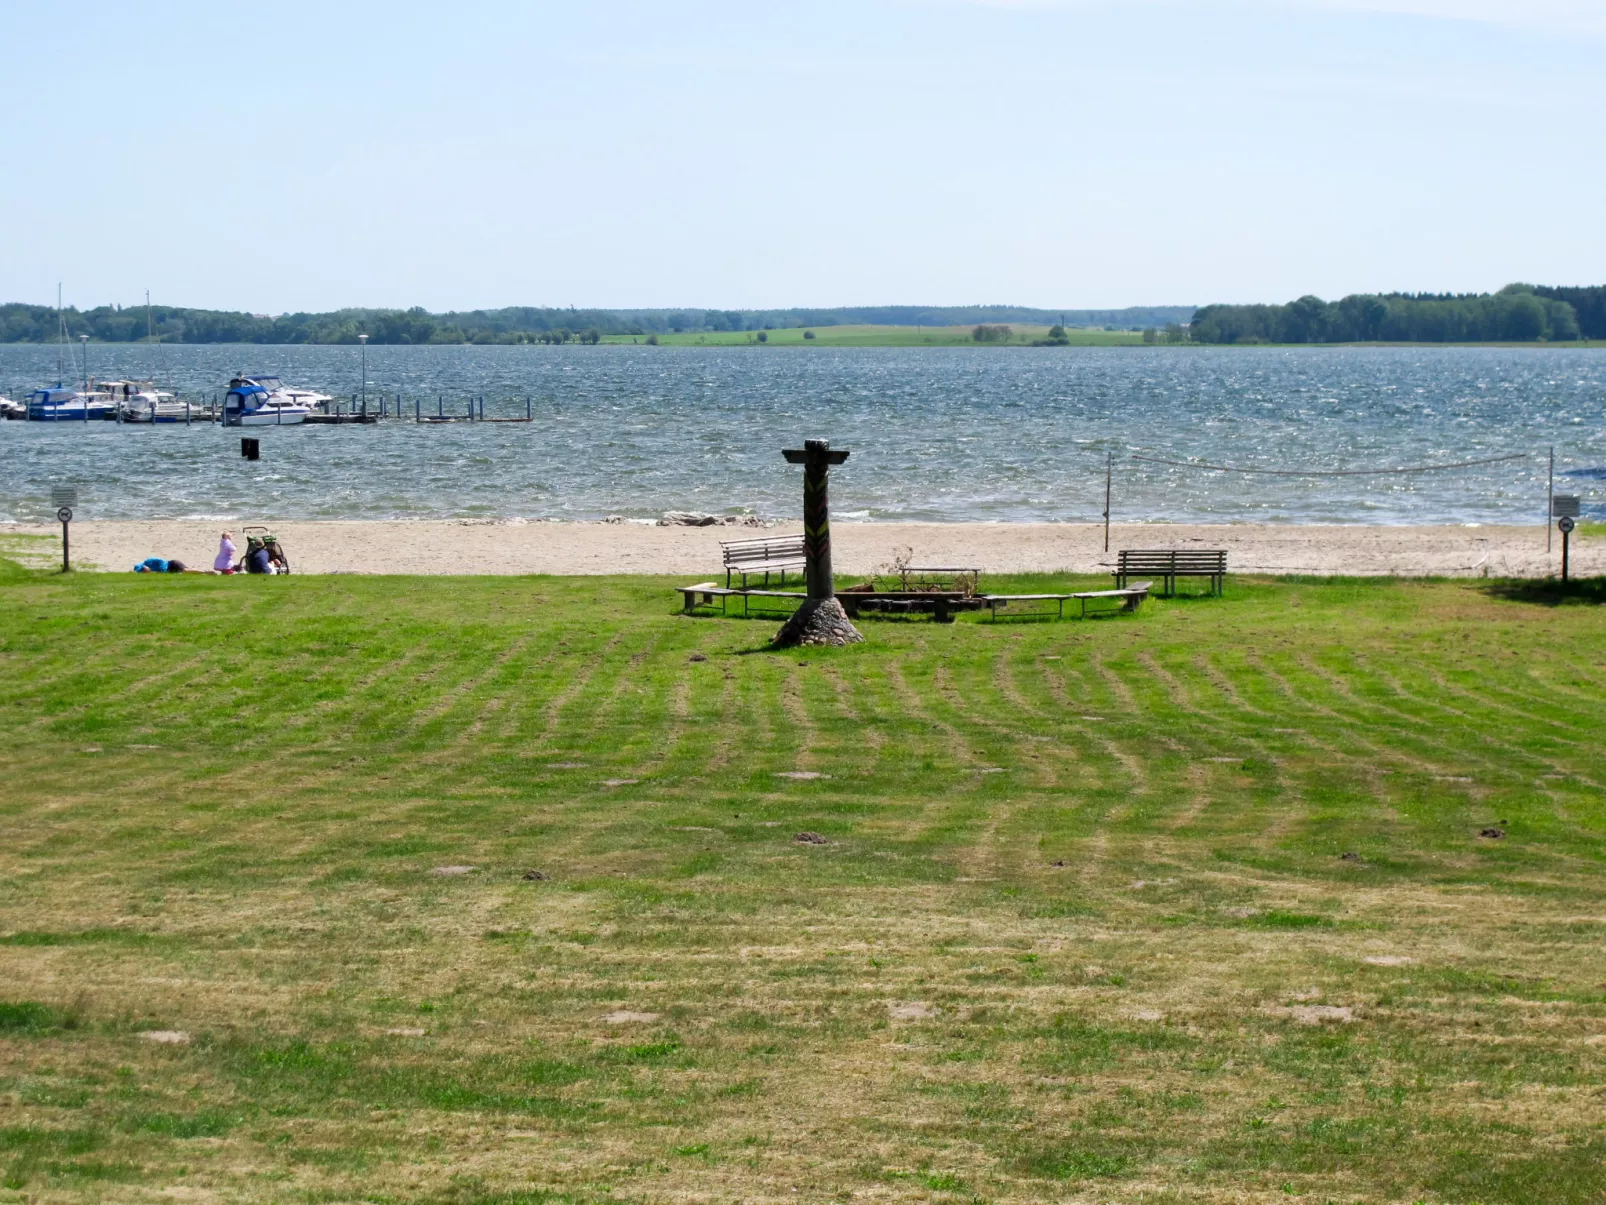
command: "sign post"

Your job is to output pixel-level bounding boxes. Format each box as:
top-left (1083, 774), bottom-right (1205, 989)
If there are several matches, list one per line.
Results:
top-left (773, 438), bottom-right (864, 647)
top-left (51, 486), bottom-right (77, 573)
top-left (1553, 495), bottom-right (1580, 583)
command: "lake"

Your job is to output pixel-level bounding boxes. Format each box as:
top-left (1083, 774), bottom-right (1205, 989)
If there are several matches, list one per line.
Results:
top-left (1, 344), bottom-right (1600, 525)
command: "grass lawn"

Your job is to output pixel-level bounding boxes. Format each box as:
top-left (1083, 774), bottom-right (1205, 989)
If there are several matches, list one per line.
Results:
top-left (1, 560), bottom-right (1604, 1203)
top-left (599, 325), bottom-right (1148, 348)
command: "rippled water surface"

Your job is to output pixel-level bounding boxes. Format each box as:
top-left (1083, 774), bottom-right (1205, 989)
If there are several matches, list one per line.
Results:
top-left (1, 344), bottom-right (1601, 524)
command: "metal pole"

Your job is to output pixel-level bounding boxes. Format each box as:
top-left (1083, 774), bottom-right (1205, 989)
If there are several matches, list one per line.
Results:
top-left (60, 513), bottom-right (70, 572)
top-left (1547, 446), bottom-right (1554, 553)
top-left (1562, 525), bottom-right (1571, 582)
top-left (1104, 451), bottom-right (1112, 553)
top-left (438, 395), bottom-right (443, 418)
top-left (416, 397), bottom-right (421, 423)
top-left (526, 395), bottom-right (531, 421)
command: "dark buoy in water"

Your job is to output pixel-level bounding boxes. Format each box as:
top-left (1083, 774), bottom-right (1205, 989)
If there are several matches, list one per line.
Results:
top-left (241, 437), bottom-right (260, 461)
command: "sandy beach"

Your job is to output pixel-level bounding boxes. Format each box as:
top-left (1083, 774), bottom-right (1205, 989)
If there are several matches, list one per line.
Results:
top-left (0, 519), bottom-right (1590, 578)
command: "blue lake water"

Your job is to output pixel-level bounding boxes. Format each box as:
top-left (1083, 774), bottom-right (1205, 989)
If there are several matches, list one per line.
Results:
top-left (0, 344), bottom-right (1601, 525)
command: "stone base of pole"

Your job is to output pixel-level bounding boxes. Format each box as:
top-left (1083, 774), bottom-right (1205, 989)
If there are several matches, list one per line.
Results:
top-left (772, 597), bottom-right (864, 648)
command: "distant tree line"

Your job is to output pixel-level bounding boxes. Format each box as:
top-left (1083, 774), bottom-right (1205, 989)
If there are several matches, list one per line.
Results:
top-left (0, 301), bottom-right (1196, 344)
top-left (1191, 284), bottom-right (1604, 345)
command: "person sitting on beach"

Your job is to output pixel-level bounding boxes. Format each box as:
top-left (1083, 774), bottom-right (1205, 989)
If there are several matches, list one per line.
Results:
top-left (264, 536), bottom-right (289, 574)
top-left (214, 531), bottom-right (237, 575)
top-left (242, 539), bottom-right (273, 575)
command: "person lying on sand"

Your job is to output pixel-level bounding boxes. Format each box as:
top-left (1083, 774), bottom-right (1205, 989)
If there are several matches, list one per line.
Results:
top-left (133, 558), bottom-right (204, 574)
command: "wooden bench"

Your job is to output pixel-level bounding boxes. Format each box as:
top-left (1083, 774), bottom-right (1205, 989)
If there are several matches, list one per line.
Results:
top-left (679, 581), bottom-right (805, 615)
top-left (1115, 549), bottom-right (1226, 596)
top-left (721, 535), bottom-right (807, 588)
top-left (983, 582), bottom-right (1151, 620)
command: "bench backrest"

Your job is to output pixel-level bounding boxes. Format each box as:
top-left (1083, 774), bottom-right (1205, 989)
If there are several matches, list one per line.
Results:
top-left (722, 535), bottom-right (806, 566)
top-left (1117, 549), bottom-right (1227, 571)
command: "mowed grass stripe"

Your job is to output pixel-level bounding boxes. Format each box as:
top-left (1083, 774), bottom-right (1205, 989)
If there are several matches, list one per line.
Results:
top-left (0, 568), bottom-right (1604, 1203)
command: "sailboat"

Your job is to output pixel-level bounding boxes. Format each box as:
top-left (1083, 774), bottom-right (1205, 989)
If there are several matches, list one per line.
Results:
top-left (116, 294), bottom-right (189, 421)
top-left (25, 287), bottom-right (115, 421)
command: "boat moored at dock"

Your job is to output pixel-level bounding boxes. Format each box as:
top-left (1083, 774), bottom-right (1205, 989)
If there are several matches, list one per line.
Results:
top-left (222, 375), bottom-right (322, 426)
top-left (26, 387), bottom-right (117, 421)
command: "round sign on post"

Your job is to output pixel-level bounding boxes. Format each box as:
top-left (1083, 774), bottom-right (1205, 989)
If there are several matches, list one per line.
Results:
top-left (56, 505), bottom-right (73, 573)
top-left (1558, 514), bottom-right (1576, 583)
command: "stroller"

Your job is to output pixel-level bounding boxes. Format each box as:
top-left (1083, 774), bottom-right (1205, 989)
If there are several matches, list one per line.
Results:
top-left (241, 525), bottom-right (291, 574)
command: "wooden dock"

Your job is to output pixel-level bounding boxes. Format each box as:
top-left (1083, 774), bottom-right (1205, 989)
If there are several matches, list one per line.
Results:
top-left (305, 413), bottom-right (379, 425)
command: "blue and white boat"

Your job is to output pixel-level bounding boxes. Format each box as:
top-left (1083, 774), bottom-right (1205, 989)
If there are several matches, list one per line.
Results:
top-left (223, 375), bottom-right (325, 426)
top-left (27, 287), bottom-right (116, 420)
top-left (26, 386), bottom-right (117, 421)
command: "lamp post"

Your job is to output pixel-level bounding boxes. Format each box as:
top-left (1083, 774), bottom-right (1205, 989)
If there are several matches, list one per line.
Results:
top-left (358, 333), bottom-right (368, 412)
top-left (79, 334), bottom-right (89, 422)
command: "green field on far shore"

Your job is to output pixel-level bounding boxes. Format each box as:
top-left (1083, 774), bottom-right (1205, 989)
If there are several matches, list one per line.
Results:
top-left (594, 327), bottom-right (1606, 349)
top-left (1, 559), bottom-right (1604, 1203)
top-left (600, 324), bottom-right (1148, 347)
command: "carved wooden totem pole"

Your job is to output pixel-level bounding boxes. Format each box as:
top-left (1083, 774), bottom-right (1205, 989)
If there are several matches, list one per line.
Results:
top-left (772, 438), bottom-right (864, 647)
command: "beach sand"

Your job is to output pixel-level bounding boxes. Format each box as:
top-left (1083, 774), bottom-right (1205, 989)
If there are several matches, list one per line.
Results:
top-left (0, 519), bottom-right (1589, 578)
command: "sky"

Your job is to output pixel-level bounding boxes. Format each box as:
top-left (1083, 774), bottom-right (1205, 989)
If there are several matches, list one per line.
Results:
top-left (2, 0), bottom-right (1602, 313)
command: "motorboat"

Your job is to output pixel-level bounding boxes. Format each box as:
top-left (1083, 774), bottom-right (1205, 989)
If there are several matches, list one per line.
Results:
top-left (0, 396), bottom-right (23, 420)
top-left (105, 380), bottom-right (190, 423)
top-left (223, 375), bottom-right (325, 426)
top-left (26, 386), bottom-right (117, 421)
top-left (121, 397), bottom-right (196, 423)
top-left (242, 375), bottom-right (331, 410)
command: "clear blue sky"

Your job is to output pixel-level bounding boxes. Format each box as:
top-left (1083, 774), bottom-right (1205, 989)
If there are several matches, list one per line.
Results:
top-left (2, 0), bottom-right (1601, 313)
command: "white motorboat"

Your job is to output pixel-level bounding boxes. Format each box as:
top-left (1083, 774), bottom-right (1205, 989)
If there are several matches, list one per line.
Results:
top-left (0, 396), bottom-right (23, 420)
top-left (106, 380), bottom-right (190, 423)
top-left (223, 375), bottom-right (325, 426)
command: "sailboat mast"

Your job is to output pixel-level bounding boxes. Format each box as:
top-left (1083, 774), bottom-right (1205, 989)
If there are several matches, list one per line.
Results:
top-left (56, 283), bottom-right (64, 387)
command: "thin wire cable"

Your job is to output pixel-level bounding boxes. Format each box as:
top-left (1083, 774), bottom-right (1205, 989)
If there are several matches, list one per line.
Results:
top-left (1127, 452), bottom-right (1529, 477)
